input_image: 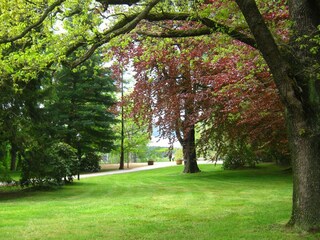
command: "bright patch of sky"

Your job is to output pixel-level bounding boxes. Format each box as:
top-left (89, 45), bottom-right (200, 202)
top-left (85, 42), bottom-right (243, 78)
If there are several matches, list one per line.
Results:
top-left (148, 136), bottom-right (181, 148)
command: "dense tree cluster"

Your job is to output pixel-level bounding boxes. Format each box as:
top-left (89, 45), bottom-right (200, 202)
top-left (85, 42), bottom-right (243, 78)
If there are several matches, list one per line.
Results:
top-left (0, 52), bottom-right (117, 185)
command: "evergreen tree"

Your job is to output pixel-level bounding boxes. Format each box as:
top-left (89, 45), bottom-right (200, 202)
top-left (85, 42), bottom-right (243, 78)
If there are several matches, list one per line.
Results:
top-left (48, 53), bottom-right (116, 171)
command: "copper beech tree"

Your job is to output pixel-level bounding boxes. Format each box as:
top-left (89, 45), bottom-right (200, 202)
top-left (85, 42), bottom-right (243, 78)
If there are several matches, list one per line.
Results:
top-left (109, 33), bottom-right (287, 172)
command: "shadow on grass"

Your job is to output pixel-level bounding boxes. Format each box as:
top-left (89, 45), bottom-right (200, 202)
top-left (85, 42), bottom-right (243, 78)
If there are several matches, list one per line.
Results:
top-left (174, 163), bottom-right (292, 184)
top-left (0, 181), bottom-right (97, 201)
top-left (0, 184), bottom-right (65, 200)
top-left (0, 164), bottom-right (291, 201)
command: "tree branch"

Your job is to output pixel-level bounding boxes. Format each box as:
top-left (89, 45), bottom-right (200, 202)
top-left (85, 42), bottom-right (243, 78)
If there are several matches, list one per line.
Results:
top-left (138, 12), bottom-right (257, 48)
top-left (70, 0), bottom-right (162, 68)
top-left (175, 125), bottom-right (184, 146)
top-left (137, 27), bottom-right (212, 38)
top-left (199, 17), bottom-right (257, 48)
top-left (97, 0), bottom-right (142, 5)
top-left (0, 0), bottom-right (66, 44)
top-left (235, 0), bottom-right (302, 110)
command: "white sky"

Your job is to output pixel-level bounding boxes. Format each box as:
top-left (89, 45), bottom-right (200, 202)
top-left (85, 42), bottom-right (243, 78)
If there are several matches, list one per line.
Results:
top-left (148, 136), bottom-right (182, 148)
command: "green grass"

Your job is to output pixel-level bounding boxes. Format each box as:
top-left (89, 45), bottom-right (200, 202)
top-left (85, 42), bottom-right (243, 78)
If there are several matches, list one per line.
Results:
top-left (0, 164), bottom-right (319, 240)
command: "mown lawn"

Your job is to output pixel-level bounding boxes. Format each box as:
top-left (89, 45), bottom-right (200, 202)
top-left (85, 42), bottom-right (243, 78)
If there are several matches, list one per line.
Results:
top-left (0, 164), bottom-right (319, 240)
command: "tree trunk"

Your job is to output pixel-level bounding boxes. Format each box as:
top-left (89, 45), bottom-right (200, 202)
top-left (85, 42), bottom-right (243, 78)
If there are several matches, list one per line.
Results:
top-left (10, 143), bottom-right (17, 171)
top-left (287, 0), bottom-right (320, 231)
top-left (77, 146), bottom-right (81, 180)
top-left (235, 0), bottom-right (320, 231)
top-left (183, 125), bottom-right (200, 173)
top-left (119, 71), bottom-right (125, 170)
top-left (286, 110), bottom-right (320, 231)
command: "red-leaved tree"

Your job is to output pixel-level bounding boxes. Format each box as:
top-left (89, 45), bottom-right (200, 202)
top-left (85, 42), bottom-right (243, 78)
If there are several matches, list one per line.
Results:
top-left (108, 28), bottom-right (287, 172)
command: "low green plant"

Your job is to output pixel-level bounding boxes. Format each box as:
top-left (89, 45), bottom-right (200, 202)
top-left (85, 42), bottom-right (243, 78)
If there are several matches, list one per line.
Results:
top-left (174, 148), bottom-right (183, 160)
top-left (0, 162), bottom-right (12, 183)
top-left (222, 141), bottom-right (258, 170)
top-left (20, 142), bottom-right (78, 186)
top-left (80, 152), bottom-right (101, 173)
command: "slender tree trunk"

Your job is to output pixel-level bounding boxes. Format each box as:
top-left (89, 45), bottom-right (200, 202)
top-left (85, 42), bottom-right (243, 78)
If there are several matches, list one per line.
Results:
top-left (119, 71), bottom-right (125, 170)
top-left (77, 146), bottom-right (81, 180)
top-left (183, 125), bottom-right (200, 173)
top-left (10, 143), bottom-right (17, 171)
top-left (16, 153), bottom-right (22, 170)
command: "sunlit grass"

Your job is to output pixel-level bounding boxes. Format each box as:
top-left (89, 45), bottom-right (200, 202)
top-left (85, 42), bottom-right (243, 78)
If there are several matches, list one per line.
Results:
top-left (0, 164), bottom-right (319, 239)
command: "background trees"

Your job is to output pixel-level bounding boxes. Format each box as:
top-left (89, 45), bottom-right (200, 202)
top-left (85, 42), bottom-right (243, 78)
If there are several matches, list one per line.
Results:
top-left (0, 50), bottom-right (117, 183)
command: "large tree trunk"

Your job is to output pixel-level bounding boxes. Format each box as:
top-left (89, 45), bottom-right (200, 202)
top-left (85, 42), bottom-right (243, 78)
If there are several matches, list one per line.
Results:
top-left (286, 110), bottom-right (320, 231)
top-left (235, 0), bottom-right (320, 231)
top-left (286, 0), bottom-right (320, 230)
top-left (183, 125), bottom-right (201, 173)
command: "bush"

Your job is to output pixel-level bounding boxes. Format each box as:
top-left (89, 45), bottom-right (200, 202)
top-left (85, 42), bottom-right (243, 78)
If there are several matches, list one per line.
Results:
top-left (80, 152), bottom-right (101, 173)
top-left (0, 162), bottom-right (12, 183)
top-left (222, 144), bottom-right (258, 170)
top-left (20, 142), bottom-right (78, 187)
top-left (46, 142), bottom-right (78, 183)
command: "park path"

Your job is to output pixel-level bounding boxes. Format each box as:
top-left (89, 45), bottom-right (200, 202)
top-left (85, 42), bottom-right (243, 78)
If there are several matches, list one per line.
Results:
top-left (0, 161), bottom-right (221, 185)
top-left (79, 161), bottom-right (176, 179)
top-left (79, 160), bottom-right (221, 179)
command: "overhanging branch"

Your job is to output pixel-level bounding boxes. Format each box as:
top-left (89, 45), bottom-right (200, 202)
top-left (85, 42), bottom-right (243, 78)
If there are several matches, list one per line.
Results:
top-left (139, 12), bottom-right (257, 48)
top-left (137, 27), bottom-right (212, 38)
top-left (0, 0), bottom-right (66, 44)
top-left (97, 0), bottom-right (142, 5)
top-left (70, 0), bottom-right (162, 68)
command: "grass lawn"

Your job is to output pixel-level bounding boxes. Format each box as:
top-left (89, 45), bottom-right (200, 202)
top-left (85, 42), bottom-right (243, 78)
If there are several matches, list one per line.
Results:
top-left (0, 164), bottom-right (319, 240)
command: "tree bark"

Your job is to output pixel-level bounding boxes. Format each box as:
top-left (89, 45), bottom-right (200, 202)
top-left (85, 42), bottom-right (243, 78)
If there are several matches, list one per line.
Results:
top-left (183, 125), bottom-right (201, 173)
top-left (286, 110), bottom-right (320, 231)
top-left (286, 0), bottom-right (320, 231)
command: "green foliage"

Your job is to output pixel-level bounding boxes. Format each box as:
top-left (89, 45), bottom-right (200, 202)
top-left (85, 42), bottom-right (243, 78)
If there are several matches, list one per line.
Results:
top-left (174, 148), bottom-right (183, 160)
top-left (20, 142), bottom-right (78, 187)
top-left (146, 146), bottom-right (167, 161)
top-left (80, 152), bottom-right (101, 173)
top-left (46, 142), bottom-right (78, 183)
top-left (47, 52), bottom-right (116, 156)
top-left (222, 142), bottom-right (258, 170)
top-left (0, 161), bottom-right (12, 183)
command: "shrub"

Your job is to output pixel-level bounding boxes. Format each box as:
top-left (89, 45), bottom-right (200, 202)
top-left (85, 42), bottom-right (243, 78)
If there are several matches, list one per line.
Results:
top-left (0, 162), bottom-right (12, 183)
top-left (46, 142), bottom-right (78, 183)
top-left (222, 143), bottom-right (258, 170)
top-left (80, 152), bottom-right (101, 173)
top-left (20, 142), bottom-right (78, 187)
